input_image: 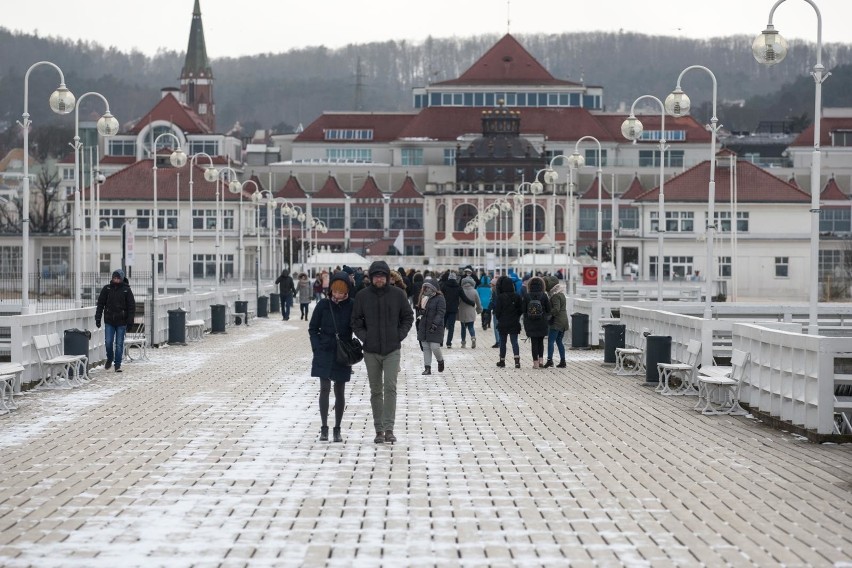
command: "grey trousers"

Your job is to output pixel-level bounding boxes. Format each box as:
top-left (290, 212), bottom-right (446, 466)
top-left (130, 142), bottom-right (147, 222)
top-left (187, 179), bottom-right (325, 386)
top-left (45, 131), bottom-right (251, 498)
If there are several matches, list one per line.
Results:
top-left (364, 350), bottom-right (401, 431)
top-left (422, 342), bottom-right (443, 366)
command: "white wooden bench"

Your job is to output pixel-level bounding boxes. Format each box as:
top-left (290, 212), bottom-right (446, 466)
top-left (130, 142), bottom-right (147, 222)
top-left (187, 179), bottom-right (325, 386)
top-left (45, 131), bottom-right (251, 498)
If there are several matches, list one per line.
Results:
top-left (186, 319), bottom-right (205, 341)
top-left (124, 322), bottom-right (149, 362)
top-left (614, 328), bottom-right (649, 376)
top-left (657, 339), bottom-right (702, 396)
top-left (0, 363), bottom-right (24, 414)
top-left (33, 333), bottom-right (88, 389)
top-left (695, 349), bottom-right (750, 416)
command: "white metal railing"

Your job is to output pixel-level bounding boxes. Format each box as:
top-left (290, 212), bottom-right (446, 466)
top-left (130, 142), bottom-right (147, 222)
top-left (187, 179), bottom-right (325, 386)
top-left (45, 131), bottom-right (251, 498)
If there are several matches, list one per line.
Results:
top-left (732, 323), bottom-right (852, 435)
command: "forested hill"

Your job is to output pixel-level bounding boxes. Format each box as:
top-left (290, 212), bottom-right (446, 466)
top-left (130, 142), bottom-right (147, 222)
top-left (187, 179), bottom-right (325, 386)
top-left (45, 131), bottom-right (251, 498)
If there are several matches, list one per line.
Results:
top-left (1, 28), bottom-right (851, 142)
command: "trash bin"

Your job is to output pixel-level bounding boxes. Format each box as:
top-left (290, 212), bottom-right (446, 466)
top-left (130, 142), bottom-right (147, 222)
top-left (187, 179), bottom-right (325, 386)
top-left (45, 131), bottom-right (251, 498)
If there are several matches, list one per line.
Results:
top-left (168, 307), bottom-right (187, 345)
top-left (257, 296), bottom-right (269, 318)
top-left (235, 300), bottom-right (248, 326)
top-left (269, 293), bottom-right (280, 313)
top-left (603, 324), bottom-right (626, 364)
top-left (571, 313), bottom-right (589, 348)
top-left (64, 328), bottom-right (91, 381)
top-left (645, 335), bottom-right (672, 383)
top-left (210, 304), bottom-right (226, 334)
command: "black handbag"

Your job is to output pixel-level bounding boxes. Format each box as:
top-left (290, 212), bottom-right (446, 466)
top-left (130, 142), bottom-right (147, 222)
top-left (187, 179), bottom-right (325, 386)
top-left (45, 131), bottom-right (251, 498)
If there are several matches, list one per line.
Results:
top-left (329, 301), bottom-right (363, 366)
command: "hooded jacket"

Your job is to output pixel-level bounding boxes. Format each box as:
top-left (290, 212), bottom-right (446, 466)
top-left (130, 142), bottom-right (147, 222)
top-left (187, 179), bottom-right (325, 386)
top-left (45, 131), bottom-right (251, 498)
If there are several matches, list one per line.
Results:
top-left (275, 270), bottom-right (296, 298)
top-left (521, 276), bottom-right (552, 338)
top-left (352, 261), bottom-right (414, 355)
top-left (457, 277), bottom-right (482, 323)
top-left (493, 275), bottom-right (522, 335)
top-left (440, 274), bottom-right (463, 313)
top-left (477, 274), bottom-right (492, 310)
top-left (309, 271), bottom-right (355, 381)
top-left (95, 270), bottom-right (136, 327)
top-left (544, 275), bottom-right (569, 332)
top-left (297, 275), bottom-right (312, 304)
top-left (416, 280), bottom-right (446, 344)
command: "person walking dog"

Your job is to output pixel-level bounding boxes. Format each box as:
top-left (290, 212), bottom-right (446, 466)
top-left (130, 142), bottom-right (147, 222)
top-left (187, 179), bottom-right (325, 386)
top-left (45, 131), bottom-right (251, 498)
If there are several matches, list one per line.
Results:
top-left (95, 269), bottom-right (136, 373)
top-left (351, 260), bottom-right (414, 444)
top-left (308, 271), bottom-right (355, 443)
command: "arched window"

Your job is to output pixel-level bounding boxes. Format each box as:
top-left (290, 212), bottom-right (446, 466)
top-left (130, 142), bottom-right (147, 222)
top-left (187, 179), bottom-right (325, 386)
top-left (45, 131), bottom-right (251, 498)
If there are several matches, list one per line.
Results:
top-left (454, 204), bottom-right (477, 232)
top-left (436, 204), bottom-right (446, 232)
top-left (522, 204), bottom-right (546, 233)
top-left (555, 204), bottom-right (564, 233)
top-left (485, 207), bottom-right (514, 233)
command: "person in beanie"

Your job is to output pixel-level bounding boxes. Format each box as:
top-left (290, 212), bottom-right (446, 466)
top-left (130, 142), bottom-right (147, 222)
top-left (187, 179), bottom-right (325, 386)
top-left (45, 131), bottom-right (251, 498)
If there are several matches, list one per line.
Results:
top-left (457, 276), bottom-right (482, 348)
top-left (275, 269), bottom-right (296, 321)
top-left (416, 278), bottom-right (445, 375)
top-left (521, 276), bottom-right (552, 368)
top-left (351, 260), bottom-right (414, 444)
top-left (297, 273), bottom-right (312, 320)
top-left (493, 275), bottom-right (522, 368)
top-left (477, 273), bottom-right (492, 330)
top-left (95, 269), bottom-right (136, 373)
top-left (439, 271), bottom-right (462, 348)
top-left (543, 275), bottom-right (569, 368)
top-left (309, 272), bottom-right (356, 443)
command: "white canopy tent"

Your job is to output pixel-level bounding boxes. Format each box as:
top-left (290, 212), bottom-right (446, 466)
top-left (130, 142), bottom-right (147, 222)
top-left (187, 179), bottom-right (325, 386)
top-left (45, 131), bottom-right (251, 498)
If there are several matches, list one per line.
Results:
top-left (304, 251), bottom-right (370, 274)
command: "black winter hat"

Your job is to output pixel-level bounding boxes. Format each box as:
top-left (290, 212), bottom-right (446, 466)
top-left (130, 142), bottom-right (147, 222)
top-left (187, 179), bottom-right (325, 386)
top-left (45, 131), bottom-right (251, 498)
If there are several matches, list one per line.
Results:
top-left (368, 260), bottom-right (391, 277)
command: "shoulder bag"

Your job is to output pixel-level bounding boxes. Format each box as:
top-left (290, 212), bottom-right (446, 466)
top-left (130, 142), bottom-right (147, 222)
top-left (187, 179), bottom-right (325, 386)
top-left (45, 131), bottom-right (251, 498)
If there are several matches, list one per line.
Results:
top-left (329, 301), bottom-right (363, 366)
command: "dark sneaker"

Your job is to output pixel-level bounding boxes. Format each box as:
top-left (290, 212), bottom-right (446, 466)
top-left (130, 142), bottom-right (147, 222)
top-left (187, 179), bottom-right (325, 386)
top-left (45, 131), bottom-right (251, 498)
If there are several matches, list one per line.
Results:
top-left (384, 430), bottom-right (397, 444)
top-left (374, 431), bottom-right (385, 444)
top-left (557, 360), bottom-right (567, 368)
top-left (446, 344), bottom-right (452, 349)
top-left (320, 426), bottom-right (329, 441)
top-left (496, 360), bottom-right (505, 367)
top-left (333, 427), bottom-right (342, 443)
top-left (514, 358), bottom-right (521, 369)
top-left (114, 367), bottom-right (122, 373)
top-left (105, 359), bottom-right (113, 370)
top-left (491, 343), bottom-right (499, 348)
top-left (543, 359), bottom-right (554, 368)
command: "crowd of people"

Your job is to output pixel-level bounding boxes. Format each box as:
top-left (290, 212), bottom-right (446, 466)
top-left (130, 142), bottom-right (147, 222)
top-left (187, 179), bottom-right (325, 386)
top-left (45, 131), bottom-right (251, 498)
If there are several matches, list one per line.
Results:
top-left (277, 262), bottom-right (571, 444)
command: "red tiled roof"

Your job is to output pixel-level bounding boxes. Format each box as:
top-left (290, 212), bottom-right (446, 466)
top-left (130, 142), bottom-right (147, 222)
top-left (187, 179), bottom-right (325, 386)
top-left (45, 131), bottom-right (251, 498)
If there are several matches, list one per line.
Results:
top-left (277, 175), bottom-right (307, 199)
top-left (792, 117), bottom-right (852, 147)
top-left (579, 177), bottom-right (611, 200)
top-left (620, 176), bottom-right (645, 200)
top-left (245, 174), bottom-right (267, 195)
top-left (294, 112), bottom-right (417, 143)
top-left (353, 176), bottom-right (385, 199)
top-left (392, 176), bottom-right (423, 199)
top-left (91, 159), bottom-right (241, 202)
top-left (0, 148), bottom-right (34, 172)
top-left (100, 156), bottom-right (136, 165)
top-left (821, 177), bottom-right (849, 200)
top-left (314, 176), bottom-right (347, 198)
top-left (127, 93), bottom-right (212, 135)
top-left (434, 34), bottom-right (580, 87)
top-left (634, 159), bottom-right (810, 203)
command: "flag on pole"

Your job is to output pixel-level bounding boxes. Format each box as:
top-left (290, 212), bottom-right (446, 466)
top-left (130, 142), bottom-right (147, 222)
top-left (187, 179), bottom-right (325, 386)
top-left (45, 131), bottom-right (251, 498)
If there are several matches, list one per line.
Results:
top-left (393, 229), bottom-right (404, 255)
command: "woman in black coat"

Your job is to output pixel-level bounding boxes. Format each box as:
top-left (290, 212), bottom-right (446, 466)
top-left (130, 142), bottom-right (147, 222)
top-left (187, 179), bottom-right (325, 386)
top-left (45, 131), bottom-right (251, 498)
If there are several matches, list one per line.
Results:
top-left (308, 271), bottom-right (355, 443)
top-left (521, 276), bottom-right (552, 368)
top-left (415, 278), bottom-right (446, 375)
top-left (493, 275), bottom-right (523, 368)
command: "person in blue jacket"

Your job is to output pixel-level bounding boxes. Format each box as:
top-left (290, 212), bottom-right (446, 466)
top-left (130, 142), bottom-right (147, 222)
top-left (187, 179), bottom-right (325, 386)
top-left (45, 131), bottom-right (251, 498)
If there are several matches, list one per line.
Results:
top-left (477, 273), bottom-right (492, 330)
top-left (308, 271), bottom-right (355, 443)
top-left (507, 268), bottom-right (524, 294)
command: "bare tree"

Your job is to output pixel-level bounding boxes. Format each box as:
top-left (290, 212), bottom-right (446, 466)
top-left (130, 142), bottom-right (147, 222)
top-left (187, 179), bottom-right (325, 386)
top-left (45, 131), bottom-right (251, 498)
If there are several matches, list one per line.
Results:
top-left (0, 166), bottom-right (69, 234)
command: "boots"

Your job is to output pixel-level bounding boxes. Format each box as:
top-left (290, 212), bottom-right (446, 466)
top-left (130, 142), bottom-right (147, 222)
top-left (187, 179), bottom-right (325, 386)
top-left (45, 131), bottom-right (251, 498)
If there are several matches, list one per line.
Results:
top-left (422, 366), bottom-right (432, 375)
top-left (460, 341), bottom-right (466, 348)
top-left (514, 357), bottom-right (521, 368)
top-left (374, 431), bottom-right (385, 444)
top-left (543, 359), bottom-right (554, 368)
top-left (320, 426), bottom-right (329, 441)
top-left (533, 359), bottom-right (539, 369)
top-left (438, 360), bottom-right (445, 373)
top-left (332, 427), bottom-right (342, 442)
top-left (557, 359), bottom-right (567, 368)
top-left (384, 430), bottom-right (397, 444)
top-left (471, 337), bottom-right (476, 348)
top-left (497, 359), bottom-right (505, 367)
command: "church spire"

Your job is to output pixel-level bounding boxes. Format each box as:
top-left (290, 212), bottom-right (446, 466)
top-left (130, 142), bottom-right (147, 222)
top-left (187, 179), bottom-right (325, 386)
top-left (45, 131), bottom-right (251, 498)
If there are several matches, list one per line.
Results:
top-left (180, 0), bottom-right (215, 131)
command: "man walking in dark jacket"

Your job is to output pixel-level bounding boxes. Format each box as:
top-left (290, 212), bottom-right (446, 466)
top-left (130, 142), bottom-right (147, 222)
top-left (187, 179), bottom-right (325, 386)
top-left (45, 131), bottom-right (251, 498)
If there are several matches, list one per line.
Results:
top-left (351, 260), bottom-right (414, 444)
top-left (95, 269), bottom-right (136, 373)
top-left (275, 269), bottom-right (296, 320)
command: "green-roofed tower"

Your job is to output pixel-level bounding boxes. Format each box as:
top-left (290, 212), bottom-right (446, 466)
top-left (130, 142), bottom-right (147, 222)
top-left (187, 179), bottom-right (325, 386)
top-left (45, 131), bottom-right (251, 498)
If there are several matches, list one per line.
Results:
top-left (180, 0), bottom-right (215, 131)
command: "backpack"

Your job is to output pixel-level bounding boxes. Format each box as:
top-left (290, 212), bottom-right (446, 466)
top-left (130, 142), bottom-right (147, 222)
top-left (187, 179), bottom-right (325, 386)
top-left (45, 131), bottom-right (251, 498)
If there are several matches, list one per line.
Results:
top-left (526, 296), bottom-right (544, 320)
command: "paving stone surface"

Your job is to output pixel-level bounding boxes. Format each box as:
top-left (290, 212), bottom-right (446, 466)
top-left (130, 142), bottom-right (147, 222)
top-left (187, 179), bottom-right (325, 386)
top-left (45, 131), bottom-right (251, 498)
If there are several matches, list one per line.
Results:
top-left (0, 316), bottom-right (851, 567)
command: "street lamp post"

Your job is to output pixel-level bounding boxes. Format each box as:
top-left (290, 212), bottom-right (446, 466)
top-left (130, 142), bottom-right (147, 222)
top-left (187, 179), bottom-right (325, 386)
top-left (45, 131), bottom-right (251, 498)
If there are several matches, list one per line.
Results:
top-left (622, 95), bottom-right (668, 302)
top-left (19, 61), bottom-right (75, 313)
top-left (152, 133), bottom-right (188, 297)
top-left (569, 137), bottom-right (604, 299)
top-left (71, 92), bottom-right (118, 307)
top-left (665, 66), bottom-right (721, 320)
top-left (188, 152), bottom-right (219, 293)
top-left (216, 167), bottom-right (242, 295)
top-left (753, 0), bottom-right (829, 335)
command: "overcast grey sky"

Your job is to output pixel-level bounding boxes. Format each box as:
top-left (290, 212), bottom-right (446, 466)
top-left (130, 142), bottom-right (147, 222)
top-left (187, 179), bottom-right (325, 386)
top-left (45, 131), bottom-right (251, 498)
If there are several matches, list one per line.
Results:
top-left (3, 0), bottom-right (850, 59)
